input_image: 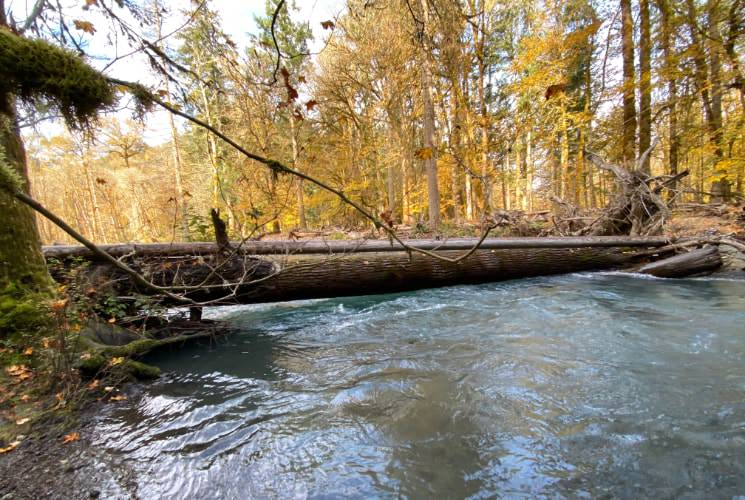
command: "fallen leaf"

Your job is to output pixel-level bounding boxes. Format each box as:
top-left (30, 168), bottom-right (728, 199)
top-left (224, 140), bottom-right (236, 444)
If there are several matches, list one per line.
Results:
top-left (0, 441), bottom-right (20, 454)
top-left (42, 338), bottom-right (53, 349)
top-left (23, 347), bottom-right (33, 356)
top-left (104, 386), bottom-right (114, 392)
top-left (16, 418), bottom-right (30, 425)
top-left (20, 395), bottom-right (31, 402)
top-left (50, 299), bottom-right (69, 311)
top-left (107, 317), bottom-right (117, 324)
top-left (62, 432), bottom-right (80, 444)
top-left (109, 357), bottom-right (124, 366)
top-left (109, 395), bottom-right (127, 401)
top-left (79, 352), bottom-right (92, 361)
top-left (87, 379), bottom-right (100, 390)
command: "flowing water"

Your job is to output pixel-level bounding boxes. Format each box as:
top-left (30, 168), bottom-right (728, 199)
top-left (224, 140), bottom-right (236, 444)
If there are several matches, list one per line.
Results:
top-left (92, 273), bottom-right (745, 498)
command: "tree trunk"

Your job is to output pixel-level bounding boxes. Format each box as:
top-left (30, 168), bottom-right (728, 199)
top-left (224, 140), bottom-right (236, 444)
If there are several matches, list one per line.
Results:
top-left (621, 0), bottom-right (637, 166)
top-left (289, 116), bottom-right (307, 229)
top-left (44, 236), bottom-right (675, 259)
top-left (53, 247), bottom-right (640, 307)
top-left (420, 0), bottom-right (440, 227)
top-left (658, 0), bottom-right (680, 198)
top-left (639, 0), bottom-right (652, 173)
top-left (0, 93), bottom-right (54, 295)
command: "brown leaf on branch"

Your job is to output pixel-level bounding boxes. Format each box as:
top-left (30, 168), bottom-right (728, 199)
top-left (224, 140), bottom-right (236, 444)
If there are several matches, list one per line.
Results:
top-left (73, 20), bottom-right (96, 34)
top-left (280, 67), bottom-right (299, 102)
top-left (321, 20), bottom-right (335, 30)
top-left (305, 99), bottom-right (318, 111)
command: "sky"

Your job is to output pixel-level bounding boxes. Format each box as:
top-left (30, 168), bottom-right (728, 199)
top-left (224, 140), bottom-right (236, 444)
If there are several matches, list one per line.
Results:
top-left (9, 0), bottom-right (345, 144)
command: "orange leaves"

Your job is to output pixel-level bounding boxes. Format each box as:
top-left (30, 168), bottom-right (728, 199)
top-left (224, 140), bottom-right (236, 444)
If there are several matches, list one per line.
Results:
top-left (23, 347), bottom-right (34, 356)
top-left (50, 298), bottom-right (69, 311)
top-left (414, 147), bottom-right (433, 160)
top-left (0, 441), bottom-right (20, 454)
top-left (62, 432), bottom-right (80, 444)
top-left (5, 365), bottom-right (33, 382)
top-left (73, 19), bottom-right (96, 34)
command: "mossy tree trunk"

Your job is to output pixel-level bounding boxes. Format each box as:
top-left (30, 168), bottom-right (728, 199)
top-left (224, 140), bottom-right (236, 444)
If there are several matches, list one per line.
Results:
top-left (0, 92), bottom-right (54, 295)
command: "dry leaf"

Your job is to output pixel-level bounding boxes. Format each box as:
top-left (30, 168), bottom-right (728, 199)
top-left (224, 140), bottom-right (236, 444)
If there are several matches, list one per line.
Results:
top-left (73, 19), bottom-right (96, 34)
top-left (79, 352), bottom-right (92, 361)
top-left (16, 418), bottom-right (30, 425)
top-left (20, 394), bottom-right (31, 402)
top-left (321, 20), bottom-right (335, 30)
top-left (23, 347), bottom-right (33, 356)
top-left (108, 317), bottom-right (117, 323)
top-left (110, 357), bottom-right (124, 366)
top-left (0, 441), bottom-right (20, 454)
top-left (109, 395), bottom-right (127, 401)
top-left (50, 299), bottom-right (68, 311)
top-left (414, 147), bottom-right (433, 160)
top-left (87, 379), bottom-right (100, 390)
top-left (104, 386), bottom-right (114, 392)
top-left (62, 432), bottom-right (80, 444)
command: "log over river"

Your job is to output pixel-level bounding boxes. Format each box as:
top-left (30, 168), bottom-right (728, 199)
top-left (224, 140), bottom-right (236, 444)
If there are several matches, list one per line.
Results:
top-left (45, 236), bottom-right (707, 306)
top-left (78, 273), bottom-right (745, 497)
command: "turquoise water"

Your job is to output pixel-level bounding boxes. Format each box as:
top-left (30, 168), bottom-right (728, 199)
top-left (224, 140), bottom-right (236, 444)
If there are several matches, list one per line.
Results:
top-left (92, 273), bottom-right (745, 498)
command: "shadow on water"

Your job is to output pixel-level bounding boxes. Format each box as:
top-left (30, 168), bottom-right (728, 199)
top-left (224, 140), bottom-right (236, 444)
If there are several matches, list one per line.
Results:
top-left (91, 273), bottom-right (745, 498)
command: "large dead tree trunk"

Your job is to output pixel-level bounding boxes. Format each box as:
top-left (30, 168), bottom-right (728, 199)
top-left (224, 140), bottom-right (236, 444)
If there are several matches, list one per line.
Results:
top-left (43, 236), bottom-right (674, 259)
top-left (54, 247), bottom-right (636, 307)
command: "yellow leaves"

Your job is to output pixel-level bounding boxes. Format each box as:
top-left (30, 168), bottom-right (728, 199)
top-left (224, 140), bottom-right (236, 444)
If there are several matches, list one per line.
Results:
top-left (414, 147), bottom-right (433, 160)
top-left (62, 432), bottom-right (80, 444)
top-left (0, 441), bottom-right (20, 454)
top-left (109, 357), bottom-right (124, 367)
top-left (5, 365), bottom-right (32, 382)
top-left (73, 19), bottom-right (96, 35)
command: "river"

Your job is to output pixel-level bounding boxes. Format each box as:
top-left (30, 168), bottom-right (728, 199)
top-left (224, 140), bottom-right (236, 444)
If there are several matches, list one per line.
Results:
top-left (90, 273), bottom-right (745, 498)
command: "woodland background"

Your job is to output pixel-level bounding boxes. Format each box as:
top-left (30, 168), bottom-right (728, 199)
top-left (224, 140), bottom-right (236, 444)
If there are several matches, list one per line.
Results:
top-left (24, 0), bottom-right (744, 244)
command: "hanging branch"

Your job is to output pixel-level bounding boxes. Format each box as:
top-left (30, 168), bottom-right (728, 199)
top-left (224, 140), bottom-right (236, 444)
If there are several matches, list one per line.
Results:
top-left (109, 77), bottom-right (498, 264)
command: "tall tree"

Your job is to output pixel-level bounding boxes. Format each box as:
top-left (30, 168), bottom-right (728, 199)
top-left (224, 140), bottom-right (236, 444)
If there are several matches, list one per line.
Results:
top-left (621, 0), bottom-right (637, 166)
top-left (638, 0), bottom-right (652, 172)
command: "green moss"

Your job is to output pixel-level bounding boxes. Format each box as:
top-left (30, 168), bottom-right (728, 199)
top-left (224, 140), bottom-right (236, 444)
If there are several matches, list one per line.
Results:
top-left (0, 28), bottom-right (114, 128)
top-left (0, 284), bottom-right (51, 339)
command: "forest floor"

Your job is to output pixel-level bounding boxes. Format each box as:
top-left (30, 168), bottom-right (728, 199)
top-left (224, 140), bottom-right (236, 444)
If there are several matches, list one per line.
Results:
top-left (1, 207), bottom-right (744, 499)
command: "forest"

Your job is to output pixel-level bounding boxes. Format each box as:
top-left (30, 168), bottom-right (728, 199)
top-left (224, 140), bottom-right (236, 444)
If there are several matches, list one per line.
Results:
top-left (20, 0), bottom-right (744, 245)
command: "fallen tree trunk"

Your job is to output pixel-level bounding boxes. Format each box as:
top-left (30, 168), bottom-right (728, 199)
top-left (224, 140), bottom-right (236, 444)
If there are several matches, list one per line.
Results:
top-left (637, 246), bottom-right (723, 278)
top-left (56, 247), bottom-right (638, 307)
top-left (43, 236), bottom-right (673, 259)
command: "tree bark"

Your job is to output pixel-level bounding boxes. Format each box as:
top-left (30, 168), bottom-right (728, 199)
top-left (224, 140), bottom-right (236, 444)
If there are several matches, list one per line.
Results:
top-left (0, 94), bottom-right (54, 294)
top-left (658, 0), bottom-right (680, 197)
top-left (43, 235), bottom-right (675, 259)
top-left (55, 247), bottom-right (638, 306)
top-left (420, 0), bottom-right (441, 227)
top-left (639, 0), bottom-right (652, 173)
top-left (621, 0), bottom-right (637, 166)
